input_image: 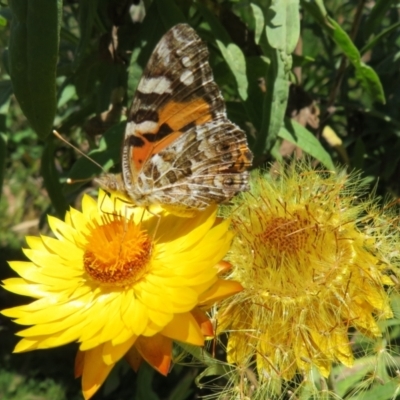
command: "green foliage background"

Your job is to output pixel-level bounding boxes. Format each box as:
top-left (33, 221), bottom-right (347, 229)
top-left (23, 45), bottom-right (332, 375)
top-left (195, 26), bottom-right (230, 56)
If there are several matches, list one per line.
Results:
top-left (1, 0), bottom-right (400, 399)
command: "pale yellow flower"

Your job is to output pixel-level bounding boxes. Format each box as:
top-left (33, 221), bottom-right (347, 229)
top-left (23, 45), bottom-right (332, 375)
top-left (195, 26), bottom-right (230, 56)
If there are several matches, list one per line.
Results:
top-left (218, 164), bottom-right (397, 386)
top-left (2, 192), bottom-right (242, 399)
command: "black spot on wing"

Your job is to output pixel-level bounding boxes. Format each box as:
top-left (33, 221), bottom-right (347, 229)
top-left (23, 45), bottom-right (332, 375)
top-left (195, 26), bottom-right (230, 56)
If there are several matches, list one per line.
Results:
top-left (181, 121), bottom-right (196, 132)
top-left (127, 135), bottom-right (145, 147)
top-left (142, 123), bottom-right (173, 142)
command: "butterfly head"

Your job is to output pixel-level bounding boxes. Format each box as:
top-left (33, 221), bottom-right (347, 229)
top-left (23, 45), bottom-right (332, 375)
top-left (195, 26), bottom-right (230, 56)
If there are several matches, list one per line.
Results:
top-left (94, 173), bottom-right (126, 196)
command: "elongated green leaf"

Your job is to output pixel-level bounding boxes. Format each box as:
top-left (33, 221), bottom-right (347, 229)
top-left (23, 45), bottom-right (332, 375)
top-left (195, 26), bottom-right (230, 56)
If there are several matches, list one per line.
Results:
top-left (193, 5), bottom-right (263, 132)
top-left (155, 0), bottom-right (186, 28)
top-left (355, 63), bottom-right (385, 105)
top-left (196, 2), bottom-right (244, 85)
top-left (364, 0), bottom-right (394, 37)
top-left (216, 40), bottom-right (248, 101)
top-left (301, 3), bottom-right (386, 105)
top-left (0, 80), bottom-right (12, 111)
top-left (256, 49), bottom-right (290, 155)
top-left (195, 3), bottom-right (231, 43)
top-left (255, 1), bottom-right (300, 156)
top-left (41, 139), bottom-right (68, 218)
top-left (0, 129), bottom-right (6, 201)
top-left (134, 362), bottom-right (159, 400)
top-left (266, 0), bottom-right (300, 54)
top-left (327, 17), bottom-right (385, 104)
top-left (250, 3), bottom-right (265, 44)
top-left (8, 0), bottom-right (62, 138)
top-left (279, 118), bottom-right (334, 170)
top-left (361, 21), bottom-right (400, 55)
top-left (328, 17), bottom-right (360, 63)
top-left (74, 0), bottom-right (97, 70)
top-left (300, 0), bottom-right (327, 25)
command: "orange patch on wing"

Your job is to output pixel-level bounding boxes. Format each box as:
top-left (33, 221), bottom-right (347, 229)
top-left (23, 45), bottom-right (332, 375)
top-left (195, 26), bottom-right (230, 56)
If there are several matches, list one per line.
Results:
top-left (132, 99), bottom-right (212, 171)
top-left (132, 130), bottom-right (181, 171)
top-left (159, 98), bottom-right (212, 130)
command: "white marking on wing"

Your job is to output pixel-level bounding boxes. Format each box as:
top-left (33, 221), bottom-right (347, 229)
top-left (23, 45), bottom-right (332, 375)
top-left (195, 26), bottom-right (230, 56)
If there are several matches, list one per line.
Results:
top-left (180, 69), bottom-right (194, 86)
top-left (137, 77), bottom-right (172, 94)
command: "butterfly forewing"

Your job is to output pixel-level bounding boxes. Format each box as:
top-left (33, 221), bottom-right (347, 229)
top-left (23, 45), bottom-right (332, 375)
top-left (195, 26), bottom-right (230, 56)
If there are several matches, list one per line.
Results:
top-left (100, 23), bottom-right (253, 210)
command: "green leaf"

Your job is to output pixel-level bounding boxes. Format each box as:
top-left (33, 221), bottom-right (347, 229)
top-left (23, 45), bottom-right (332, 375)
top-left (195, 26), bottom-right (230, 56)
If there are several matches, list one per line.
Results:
top-left (134, 362), bottom-right (159, 400)
top-left (197, 2), bottom-right (259, 127)
top-left (176, 342), bottom-right (235, 387)
top-left (216, 40), bottom-right (248, 101)
top-left (197, 3), bottom-right (249, 101)
top-left (354, 63), bottom-right (385, 105)
top-left (0, 80), bottom-right (12, 112)
top-left (0, 129), bottom-right (7, 201)
top-left (254, 1), bottom-right (300, 156)
top-left (327, 16), bottom-right (385, 104)
top-left (300, 0), bottom-right (327, 25)
top-left (244, 55), bottom-right (269, 132)
top-left (266, 0), bottom-right (300, 54)
top-left (195, 3), bottom-right (231, 43)
top-left (256, 49), bottom-right (290, 155)
top-left (65, 122), bottom-right (125, 194)
top-left (74, 0), bottom-right (97, 70)
top-left (8, 0), bottom-right (62, 138)
top-left (364, 0), bottom-right (395, 37)
top-left (250, 3), bottom-right (265, 45)
top-left (279, 118), bottom-right (334, 170)
top-left (0, 14), bottom-right (7, 27)
top-left (302, 0), bottom-right (385, 104)
top-left (41, 139), bottom-right (68, 218)
top-left (167, 370), bottom-right (195, 400)
top-left (361, 21), bottom-right (400, 55)
top-left (155, 0), bottom-right (186, 28)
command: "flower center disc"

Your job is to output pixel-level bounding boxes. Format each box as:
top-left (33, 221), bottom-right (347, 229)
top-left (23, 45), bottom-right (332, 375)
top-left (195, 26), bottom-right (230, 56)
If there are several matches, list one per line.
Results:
top-left (83, 217), bottom-right (152, 287)
top-left (260, 215), bottom-right (310, 256)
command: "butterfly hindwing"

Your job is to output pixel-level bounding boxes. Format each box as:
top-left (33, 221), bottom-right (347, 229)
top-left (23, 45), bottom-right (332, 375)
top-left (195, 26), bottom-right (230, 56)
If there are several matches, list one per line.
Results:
top-left (140, 119), bottom-right (252, 209)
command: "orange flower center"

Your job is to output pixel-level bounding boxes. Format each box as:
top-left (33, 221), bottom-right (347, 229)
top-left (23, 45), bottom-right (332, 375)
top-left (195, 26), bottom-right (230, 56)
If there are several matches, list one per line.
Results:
top-left (83, 216), bottom-right (152, 287)
top-left (260, 215), bottom-right (311, 254)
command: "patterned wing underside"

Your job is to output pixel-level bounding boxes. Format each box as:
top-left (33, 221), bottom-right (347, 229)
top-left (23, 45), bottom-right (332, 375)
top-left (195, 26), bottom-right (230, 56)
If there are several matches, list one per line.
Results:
top-left (137, 120), bottom-right (252, 209)
top-left (124, 24), bottom-right (225, 170)
top-left (121, 23), bottom-right (253, 209)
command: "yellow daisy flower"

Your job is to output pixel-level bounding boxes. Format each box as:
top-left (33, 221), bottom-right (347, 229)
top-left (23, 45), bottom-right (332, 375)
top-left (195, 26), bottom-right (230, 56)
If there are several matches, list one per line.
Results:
top-left (1, 192), bottom-right (242, 399)
top-left (218, 164), bottom-right (397, 387)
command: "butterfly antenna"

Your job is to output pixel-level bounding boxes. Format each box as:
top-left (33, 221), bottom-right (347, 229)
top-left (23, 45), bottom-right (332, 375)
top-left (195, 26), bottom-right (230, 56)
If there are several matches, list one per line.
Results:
top-left (53, 130), bottom-right (106, 175)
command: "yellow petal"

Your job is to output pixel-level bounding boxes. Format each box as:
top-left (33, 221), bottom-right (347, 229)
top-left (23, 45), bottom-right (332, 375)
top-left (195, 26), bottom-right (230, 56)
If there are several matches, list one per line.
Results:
top-left (199, 279), bottom-right (243, 307)
top-left (161, 312), bottom-right (204, 346)
top-left (82, 346), bottom-right (114, 400)
top-left (47, 214), bottom-right (77, 243)
top-left (102, 335), bottom-right (137, 365)
top-left (135, 334), bottom-right (172, 376)
top-left (1, 277), bottom-right (48, 298)
top-left (119, 297), bottom-right (149, 338)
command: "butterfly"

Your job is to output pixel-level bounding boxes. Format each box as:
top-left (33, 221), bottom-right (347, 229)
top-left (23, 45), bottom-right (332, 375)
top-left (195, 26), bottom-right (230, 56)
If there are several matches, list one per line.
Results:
top-left (94, 23), bottom-right (253, 212)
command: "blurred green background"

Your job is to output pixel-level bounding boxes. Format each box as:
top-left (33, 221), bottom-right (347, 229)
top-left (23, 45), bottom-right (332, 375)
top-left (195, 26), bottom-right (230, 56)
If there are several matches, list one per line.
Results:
top-left (1, 0), bottom-right (400, 399)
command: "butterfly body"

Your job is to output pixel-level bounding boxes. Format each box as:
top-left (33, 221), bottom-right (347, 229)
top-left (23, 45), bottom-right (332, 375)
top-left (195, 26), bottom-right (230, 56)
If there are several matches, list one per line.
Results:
top-left (94, 24), bottom-right (252, 210)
